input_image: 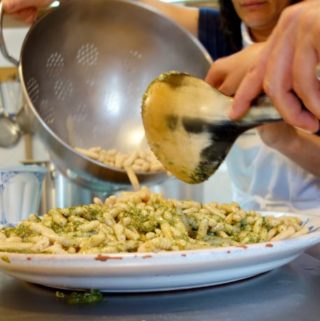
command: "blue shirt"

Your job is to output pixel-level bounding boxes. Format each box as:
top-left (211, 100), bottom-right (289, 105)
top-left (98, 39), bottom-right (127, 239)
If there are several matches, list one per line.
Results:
top-left (198, 8), bottom-right (241, 61)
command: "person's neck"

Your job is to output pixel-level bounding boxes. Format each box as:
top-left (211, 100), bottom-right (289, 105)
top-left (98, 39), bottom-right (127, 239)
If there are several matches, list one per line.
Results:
top-left (249, 27), bottom-right (272, 42)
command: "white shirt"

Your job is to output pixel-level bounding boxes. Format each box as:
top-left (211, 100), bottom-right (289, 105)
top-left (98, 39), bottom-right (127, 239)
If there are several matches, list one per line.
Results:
top-left (225, 24), bottom-right (320, 215)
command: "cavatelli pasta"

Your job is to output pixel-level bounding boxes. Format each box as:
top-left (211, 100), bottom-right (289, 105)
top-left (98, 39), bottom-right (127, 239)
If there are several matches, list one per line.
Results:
top-left (0, 187), bottom-right (307, 254)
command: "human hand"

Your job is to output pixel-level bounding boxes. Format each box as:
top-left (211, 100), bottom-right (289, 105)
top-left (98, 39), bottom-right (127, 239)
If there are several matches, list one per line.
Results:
top-left (3, 0), bottom-right (54, 23)
top-left (257, 122), bottom-right (297, 151)
top-left (205, 43), bottom-right (265, 97)
top-left (231, 0), bottom-right (320, 133)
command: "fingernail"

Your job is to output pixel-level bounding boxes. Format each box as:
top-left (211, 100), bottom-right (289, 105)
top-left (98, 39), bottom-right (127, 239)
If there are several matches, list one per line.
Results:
top-left (295, 124), bottom-right (319, 135)
top-left (296, 127), bottom-right (313, 134)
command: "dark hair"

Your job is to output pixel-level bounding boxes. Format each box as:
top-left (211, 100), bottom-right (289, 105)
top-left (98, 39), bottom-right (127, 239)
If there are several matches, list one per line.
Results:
top-left (218, 0), bottom-right (301, 50)
top-left (218, 0), bottom-right (242, 50)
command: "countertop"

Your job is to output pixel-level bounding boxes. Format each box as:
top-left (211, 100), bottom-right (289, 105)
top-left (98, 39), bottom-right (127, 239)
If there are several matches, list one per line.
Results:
top-left (1, 252), bottom-right (320, 321)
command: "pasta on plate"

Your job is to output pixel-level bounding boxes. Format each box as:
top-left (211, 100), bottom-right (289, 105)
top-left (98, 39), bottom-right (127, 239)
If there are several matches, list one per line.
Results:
top-left (0, 188), bottom-right (307, 254)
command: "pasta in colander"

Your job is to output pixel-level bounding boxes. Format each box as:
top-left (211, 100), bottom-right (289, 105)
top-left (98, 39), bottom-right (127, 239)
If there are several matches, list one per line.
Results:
top-left (75, 147), bottom-right (164, 173)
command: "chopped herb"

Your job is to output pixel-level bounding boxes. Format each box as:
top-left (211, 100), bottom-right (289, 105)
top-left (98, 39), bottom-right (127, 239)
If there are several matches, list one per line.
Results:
top-left (1, 256), bottom-right (10, 264)
top-left (55, 291), bottom-right (65, 299)
top-left (15, 225), bottom-right (35, 238)
top-left (56, 289), bottom-right (103, 304)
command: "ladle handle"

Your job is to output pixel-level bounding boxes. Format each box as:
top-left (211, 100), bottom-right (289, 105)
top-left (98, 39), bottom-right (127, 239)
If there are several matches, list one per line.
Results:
top-left (241, 94), bottom-right (282, 125)
top-left (0, 1), bottom-right (19, 66)
top-left (244, 94), bottom-right (320, 136)
top-left (0, 112), bottom-right (21, 147)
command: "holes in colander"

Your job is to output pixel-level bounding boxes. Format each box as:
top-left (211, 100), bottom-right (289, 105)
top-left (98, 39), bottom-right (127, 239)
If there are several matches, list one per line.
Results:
top-left (92, 126), bottom-right (100, 139)
top-left (74, 103), bottom-right (87, 121)
top-left (26, 78), bottom-right (40, 103)
top-left (40, 100), bottom-right (55, 125)
top-left (54, 79), bottom-right (74, 101)
top-left (85, 79), bottom-right (96, 87)
top-left (46, 52), bottom-right (64, 78)
top-left (129, 49), bottom-right (142, 60)
top-left (76, 43), bottom-right (99, 66)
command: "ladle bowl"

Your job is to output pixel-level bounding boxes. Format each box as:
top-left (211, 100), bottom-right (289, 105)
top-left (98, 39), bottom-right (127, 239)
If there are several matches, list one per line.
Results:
top-left (142, 72), bottom-right (285, 184)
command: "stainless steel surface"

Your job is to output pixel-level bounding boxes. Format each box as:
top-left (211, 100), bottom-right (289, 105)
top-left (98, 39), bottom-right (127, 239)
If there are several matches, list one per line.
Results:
top-left (53, 173), bottom-right (205, 209)
top-left (0, 2), bottom-right (19, 66)
top-left (0, 253), bottom-right (320, 321)
top-left (21, 160), bottom-right (124, 211)
top-left (0, 0), bottom-right (211, 191)
top-left (53, 169), bottom-right (123, 208)
top-left (0, 74), bottom-right (24, 147)
top-left (20, 159), bottom-right (204, 210)
top-left (142, 72), bottom-right (281, 184)
top-left (0, 112), bottom-right (21, 147)
top-left (52, 170), bottom-right (205, 209)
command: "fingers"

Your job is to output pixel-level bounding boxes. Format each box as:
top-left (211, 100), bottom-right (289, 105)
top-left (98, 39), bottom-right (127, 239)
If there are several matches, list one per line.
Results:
top-left (230, 41), bottom-right (275, 119)
top-left (205, 62), bottom-right (226, 89)
top-left (3, 0), bottom-right (52, 13)
top-left (205, 53), bottom-right (256, 98)
top-left (232, 2), bottom-right (320, 132)
top-left (217, 76), bottom-right (241, 97)
top-left (205, 59), bottom-right (239, 96)
top-left (230, 13), bottom-right (287, 120)
top-left (3, 0), bottom-right (53, 24)
top-left (206, 62), bottom-right (244, 97)
top-left (262, 5), bottom-right (320, 132)
top-left (12, 8), bottom-right (38, 23)
top-left (291, 14), bottom-right (320, 119)
top-left (230, 60), bottom-right (265, 119)
top-left (290, 48), bottom-right (320, 131)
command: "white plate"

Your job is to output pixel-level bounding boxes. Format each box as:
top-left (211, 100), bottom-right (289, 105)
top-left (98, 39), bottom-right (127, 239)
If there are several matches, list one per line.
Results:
top-left (0, 212), bottom-right (320, 293)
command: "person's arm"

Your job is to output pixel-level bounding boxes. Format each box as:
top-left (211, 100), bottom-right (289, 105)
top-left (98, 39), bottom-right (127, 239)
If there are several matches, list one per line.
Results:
top-left (140, 0), bottom-right (199, 36)
top-left (230, 0), bottom-right (320, 133)
top-left (3, 0), bottom-right (200, 35)
top-left (258, 123), bottom-right (320, 176)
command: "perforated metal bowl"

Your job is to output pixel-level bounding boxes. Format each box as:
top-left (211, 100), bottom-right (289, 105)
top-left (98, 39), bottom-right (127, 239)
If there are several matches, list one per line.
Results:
top-left (0, 0), bottom-right (211, 191)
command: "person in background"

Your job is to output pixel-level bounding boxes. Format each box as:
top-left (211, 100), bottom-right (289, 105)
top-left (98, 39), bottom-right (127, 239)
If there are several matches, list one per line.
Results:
top-left (4, 0), bottom-right (320, 215)
top-left (229, 1), bottom-right (320, 134)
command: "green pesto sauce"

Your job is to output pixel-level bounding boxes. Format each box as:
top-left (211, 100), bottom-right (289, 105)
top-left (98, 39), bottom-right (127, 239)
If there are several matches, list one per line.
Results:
top-left (1, 256), bottom-right (10, 264)
top-left (7, 225), bottom-right (35, 239)
top-left (129, 207), bottom-right (159, 233)
top-left (190, 167), bottom-right (210, 184)
top-left (56, 289), bottom-right (103, 304)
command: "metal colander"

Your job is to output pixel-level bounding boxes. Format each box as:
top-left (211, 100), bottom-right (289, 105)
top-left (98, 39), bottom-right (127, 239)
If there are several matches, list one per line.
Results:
top-left (0, 0), bottom-right (211, 191)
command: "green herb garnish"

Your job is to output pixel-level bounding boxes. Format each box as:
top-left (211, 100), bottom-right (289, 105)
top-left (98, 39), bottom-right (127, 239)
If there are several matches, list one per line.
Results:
top-left (56, 289), bottom-right (103, 304)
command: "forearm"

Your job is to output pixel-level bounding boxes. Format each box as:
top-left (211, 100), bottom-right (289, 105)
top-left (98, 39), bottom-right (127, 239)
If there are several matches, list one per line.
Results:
top-left (273, 130), bottom-right (320, 177)
top-left (139, 0), bottom-right (199, 36)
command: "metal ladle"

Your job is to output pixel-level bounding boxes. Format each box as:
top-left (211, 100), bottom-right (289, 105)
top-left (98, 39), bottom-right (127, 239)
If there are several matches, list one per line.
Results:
top-left (142, 72), bottom-right (292, 184)
top-left (0, 108), bottom-right (21, 148)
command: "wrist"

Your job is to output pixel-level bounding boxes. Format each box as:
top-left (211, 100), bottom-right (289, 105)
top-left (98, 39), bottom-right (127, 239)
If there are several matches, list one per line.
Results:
top-left (257, 123), bottom-right (298, 153)
top-left (272, 128), bottom-right (301, 156)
